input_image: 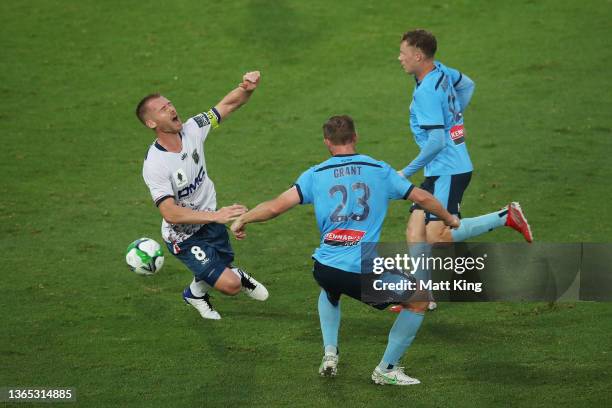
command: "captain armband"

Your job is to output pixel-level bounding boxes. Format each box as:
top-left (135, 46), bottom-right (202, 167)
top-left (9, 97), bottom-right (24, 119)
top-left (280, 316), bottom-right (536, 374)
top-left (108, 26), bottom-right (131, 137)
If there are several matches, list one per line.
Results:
top-left (206, 107), bottom-right (221, 129)
top-left (193, 107), bottom-right (221, 129)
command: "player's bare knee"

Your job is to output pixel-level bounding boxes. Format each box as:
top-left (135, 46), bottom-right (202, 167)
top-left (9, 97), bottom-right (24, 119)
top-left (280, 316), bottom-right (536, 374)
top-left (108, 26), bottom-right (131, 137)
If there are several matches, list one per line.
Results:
top-left (426, 234), bottom-right (443, 244)
top-left (430, 230), bottom-right (454, 244)
top-left (220, 281), bottom-right (241, 295)
top-left (216, 273), bottom-right (241, 295)
top-left (227, 279), bottom-right (241, 295)
top-left (426, 223), bottom-right (449, 244)
top-left (407, 229), bottom-right (424, 243)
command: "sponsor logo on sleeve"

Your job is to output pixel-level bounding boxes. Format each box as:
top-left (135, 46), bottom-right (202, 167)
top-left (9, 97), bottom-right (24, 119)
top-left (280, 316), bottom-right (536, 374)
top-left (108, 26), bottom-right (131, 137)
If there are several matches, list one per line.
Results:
top-left (193, 113), bottom-right (210, 128)
top-left (450, 124), bottom-right (465, 144)
top-left (323, 229), bottom-right (366, 246)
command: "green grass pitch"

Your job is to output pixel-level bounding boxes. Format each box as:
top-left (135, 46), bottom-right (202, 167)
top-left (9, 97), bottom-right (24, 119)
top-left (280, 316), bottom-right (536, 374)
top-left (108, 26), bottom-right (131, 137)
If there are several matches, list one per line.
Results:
top-left (1, 0), bottom-right (611, 406)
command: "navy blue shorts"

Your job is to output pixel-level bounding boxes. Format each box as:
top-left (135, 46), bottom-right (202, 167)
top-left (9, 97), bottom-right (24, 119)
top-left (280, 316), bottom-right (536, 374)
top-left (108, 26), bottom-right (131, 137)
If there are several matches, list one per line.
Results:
top-left (166, 223), bottom-right (234, 286)
top-left (410, 171), bottom-right (472, 223)
top-left (313, 261), bottom-right (415, 310)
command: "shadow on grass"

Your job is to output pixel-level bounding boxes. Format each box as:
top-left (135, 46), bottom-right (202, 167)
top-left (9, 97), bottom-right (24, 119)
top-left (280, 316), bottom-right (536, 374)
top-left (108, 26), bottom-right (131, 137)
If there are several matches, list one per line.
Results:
top-left (465, 360), bottom-right (604, 387)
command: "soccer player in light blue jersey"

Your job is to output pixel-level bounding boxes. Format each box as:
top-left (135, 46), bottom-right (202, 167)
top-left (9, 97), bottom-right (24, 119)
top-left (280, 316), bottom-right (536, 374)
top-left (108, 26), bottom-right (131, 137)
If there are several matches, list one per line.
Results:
top-left (394, 30), bottom-right (533, 311)
top-left (230, 115), bottom-right (461, 385)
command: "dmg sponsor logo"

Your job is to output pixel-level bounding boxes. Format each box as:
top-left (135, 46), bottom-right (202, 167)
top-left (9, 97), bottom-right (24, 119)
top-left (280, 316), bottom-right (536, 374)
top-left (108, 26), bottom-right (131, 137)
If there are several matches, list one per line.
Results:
top-left (178, 166), bottom-right (206, 198)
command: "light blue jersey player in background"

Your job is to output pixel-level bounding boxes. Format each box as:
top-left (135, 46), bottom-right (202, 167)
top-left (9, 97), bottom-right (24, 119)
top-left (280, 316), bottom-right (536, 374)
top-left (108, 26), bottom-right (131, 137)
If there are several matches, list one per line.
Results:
top-left (230, 115), bottom-right (461, 385)
top-left (394, 29), bottom-right (534, 312)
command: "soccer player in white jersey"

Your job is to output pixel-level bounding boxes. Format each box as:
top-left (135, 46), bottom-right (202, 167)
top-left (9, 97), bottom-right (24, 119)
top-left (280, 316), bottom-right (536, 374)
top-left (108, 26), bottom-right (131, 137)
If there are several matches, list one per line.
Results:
top-left (136, 71), bottom-right (268, 320)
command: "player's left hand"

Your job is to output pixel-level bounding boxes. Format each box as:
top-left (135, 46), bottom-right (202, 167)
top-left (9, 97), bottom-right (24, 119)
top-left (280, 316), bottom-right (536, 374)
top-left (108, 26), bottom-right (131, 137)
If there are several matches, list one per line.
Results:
top-left (239, 71), bottom-right (261, 91)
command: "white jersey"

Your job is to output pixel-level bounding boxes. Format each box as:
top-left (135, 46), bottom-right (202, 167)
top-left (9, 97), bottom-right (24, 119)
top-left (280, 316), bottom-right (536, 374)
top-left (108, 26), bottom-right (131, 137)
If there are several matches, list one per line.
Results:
top-left (142, 108), bottom-right (221, 244)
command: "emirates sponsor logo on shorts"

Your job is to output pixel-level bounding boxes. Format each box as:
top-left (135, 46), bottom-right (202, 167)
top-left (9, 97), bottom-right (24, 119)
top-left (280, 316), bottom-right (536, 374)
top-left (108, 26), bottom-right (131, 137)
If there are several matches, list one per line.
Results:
top-left (323, 229), bottom-right (365, 246)
top-left (450, 124), bottom-right (465, 144)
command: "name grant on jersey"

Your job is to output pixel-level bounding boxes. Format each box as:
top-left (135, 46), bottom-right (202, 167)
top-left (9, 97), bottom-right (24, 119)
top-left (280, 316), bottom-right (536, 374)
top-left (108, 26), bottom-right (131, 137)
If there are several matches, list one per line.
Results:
top-left (333, 165), bottom-right (362, 178)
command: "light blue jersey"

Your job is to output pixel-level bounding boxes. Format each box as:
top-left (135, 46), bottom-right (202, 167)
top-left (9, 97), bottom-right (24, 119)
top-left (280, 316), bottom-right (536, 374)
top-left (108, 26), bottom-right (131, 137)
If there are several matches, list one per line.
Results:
top-left (409, 61), bottom-right (473, 176)
top-left (295, 154), bottom-right (414, 273)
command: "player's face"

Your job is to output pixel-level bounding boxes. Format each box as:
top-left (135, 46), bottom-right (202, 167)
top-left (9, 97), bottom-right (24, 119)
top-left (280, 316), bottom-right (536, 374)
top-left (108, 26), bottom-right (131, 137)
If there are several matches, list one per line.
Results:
top-left (146, 96), bottom-right (182, 133)
top-left (398, 41), bottom-right (421, 74)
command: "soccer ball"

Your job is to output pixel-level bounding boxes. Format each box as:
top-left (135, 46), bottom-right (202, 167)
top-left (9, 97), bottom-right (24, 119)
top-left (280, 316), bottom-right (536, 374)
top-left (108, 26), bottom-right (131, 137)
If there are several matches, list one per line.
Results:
top-left (125, 237), bottom-right (164, 275)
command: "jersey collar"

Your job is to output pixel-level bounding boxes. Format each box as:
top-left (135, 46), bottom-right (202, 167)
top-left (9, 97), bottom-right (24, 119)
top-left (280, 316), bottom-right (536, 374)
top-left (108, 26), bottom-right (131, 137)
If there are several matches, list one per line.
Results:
top-left (154, 132), bottom-right (183, 152)
top-left (415, 64), bottom-right (439, 87)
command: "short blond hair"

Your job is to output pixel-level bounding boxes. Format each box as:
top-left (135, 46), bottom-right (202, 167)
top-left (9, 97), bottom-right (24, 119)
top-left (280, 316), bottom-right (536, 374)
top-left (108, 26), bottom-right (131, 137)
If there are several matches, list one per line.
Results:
top-left (135, 93), bottom-right (161, 125)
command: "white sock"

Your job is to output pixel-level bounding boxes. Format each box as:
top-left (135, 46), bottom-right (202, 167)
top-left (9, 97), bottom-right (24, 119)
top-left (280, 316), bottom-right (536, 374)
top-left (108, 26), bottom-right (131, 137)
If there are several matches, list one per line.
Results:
top-left (190, 279), bottom-right (211, 298)
top-left (325, 345), bottom-right (338, 355)
top-left (230, 267), bottom-right (250, 291)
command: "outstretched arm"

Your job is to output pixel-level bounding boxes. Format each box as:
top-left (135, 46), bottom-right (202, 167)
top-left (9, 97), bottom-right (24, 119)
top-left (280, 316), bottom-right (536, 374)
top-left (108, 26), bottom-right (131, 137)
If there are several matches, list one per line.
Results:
top-left (407, 187), bottom-right (460, 228)
top-left (400, 128), bottom-right (445, 177)
top-left (214, 71), bottom-right (261, 121)
top-left (158, 198), bottom-right (247, 225)
top-left (230, 186), bottom-right (301, 239)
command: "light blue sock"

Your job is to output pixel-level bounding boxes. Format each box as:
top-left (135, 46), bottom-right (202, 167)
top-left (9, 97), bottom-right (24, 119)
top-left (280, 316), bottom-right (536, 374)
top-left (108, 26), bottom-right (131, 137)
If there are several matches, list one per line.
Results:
top-left (451, 209), bottom-right (508, 242)
top-left (379, 309), bottom-right (425, 369)
top-left (318, 290), bottom-right (340, 353)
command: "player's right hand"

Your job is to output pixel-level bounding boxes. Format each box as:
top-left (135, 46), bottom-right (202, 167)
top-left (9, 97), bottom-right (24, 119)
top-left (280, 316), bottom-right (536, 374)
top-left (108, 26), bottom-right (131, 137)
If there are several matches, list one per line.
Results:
top-left (230, 217), bottom-right (247, 240)
top-left (239, 71), bottom-right (261, 91)
top-left (214, 204), bottom-right (248, 224)
top-left (445, 215), bottom-right (461, 229)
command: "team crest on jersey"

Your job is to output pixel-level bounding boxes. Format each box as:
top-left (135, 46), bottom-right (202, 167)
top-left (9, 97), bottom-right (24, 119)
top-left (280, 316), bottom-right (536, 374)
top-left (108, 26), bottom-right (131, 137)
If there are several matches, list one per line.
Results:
top-left (173, 168), bottom-right (189, 188)
top-left (192, 149), bottom-right (199, 164)
top-left (193, 113), bottom-right (210, 128)
top-left (323, 229), bottom-right (365, 246)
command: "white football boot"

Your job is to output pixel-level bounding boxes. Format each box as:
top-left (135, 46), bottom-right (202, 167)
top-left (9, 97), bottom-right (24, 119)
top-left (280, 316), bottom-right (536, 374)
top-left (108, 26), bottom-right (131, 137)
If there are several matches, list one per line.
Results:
top-left (232, 267), bottom-right (269, 301)
top-left (183, 287), bottom-right (221, 320)
top-left (319, 352), bottom-right (339, 377)
top-left (372, 366), bottom-right (420, 385)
